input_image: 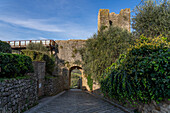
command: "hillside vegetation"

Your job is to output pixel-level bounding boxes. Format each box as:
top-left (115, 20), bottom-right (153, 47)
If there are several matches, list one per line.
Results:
top-left (80, 26), bottom-right (134, 82)
top-left (80, 0), bottom-right (170, 111)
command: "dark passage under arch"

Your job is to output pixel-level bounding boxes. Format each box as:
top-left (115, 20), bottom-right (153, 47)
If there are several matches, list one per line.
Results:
top-left (69, 66), bottom-right (82, 89)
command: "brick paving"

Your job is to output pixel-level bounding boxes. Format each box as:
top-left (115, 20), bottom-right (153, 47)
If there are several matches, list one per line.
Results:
top-left (26, 90), bottom-right (125, 113)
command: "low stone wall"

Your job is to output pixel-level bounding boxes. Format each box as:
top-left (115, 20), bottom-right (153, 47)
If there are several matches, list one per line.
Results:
top-left (44, 76), bottom-right (64, 96)
top-left (0, 77), bottom-right (38, 113)
top-left (138, 100), bottom-right (170, 113)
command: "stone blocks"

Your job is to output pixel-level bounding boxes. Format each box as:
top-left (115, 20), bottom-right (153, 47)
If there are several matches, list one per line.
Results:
top-left (0, 78), bottom-right (38, 113)
top-left (98, 8), bottom-right (131, 32)
top-left (44, 76), bottom-right (64, 96)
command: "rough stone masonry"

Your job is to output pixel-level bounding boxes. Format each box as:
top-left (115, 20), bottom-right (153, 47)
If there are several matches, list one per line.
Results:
top-left (0, 77), bottom-right (38, 113)
top-left (98, 8), bottom-right (131, 32)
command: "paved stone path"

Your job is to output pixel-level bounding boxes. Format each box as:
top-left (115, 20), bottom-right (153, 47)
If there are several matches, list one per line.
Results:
top-left (26, 90), bottom-right (125, 113)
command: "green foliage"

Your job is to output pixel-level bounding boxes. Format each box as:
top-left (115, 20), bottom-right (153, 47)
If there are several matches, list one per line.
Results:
top-left (87, 75), bottom-right (93, 90)
top-left (72, 69), bottom-right (82, 76)
top-left (70, 69), bottom-right (81, 89)
top-left (132, 0), bottom-right (170, 38)
top-left (0, 41), bottom-right (12, 53)
top-left (80, 26), bottom-right (134, 81)
top-left (22, 50), bottom-right (55, 75)
top-left (26, 42), bottom-right (49, 53)
top-left (0, 53), bottom-right (33, 78)
top-left (70, 77), bottom-right (80, 89)
top-left (70, 79), bottom-right (79, 89)
top-left (101, 36), bottom-right (170, 103)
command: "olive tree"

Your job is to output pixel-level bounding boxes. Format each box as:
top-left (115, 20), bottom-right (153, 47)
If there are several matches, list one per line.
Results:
top-left (132, 0), bottom-right (170, 38)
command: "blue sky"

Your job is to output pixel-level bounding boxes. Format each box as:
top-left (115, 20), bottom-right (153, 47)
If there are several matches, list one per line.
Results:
top-left (0, 0), bottom-right (141, 41)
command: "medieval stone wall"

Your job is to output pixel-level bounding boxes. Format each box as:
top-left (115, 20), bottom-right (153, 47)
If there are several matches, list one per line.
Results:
top-left (32, 61), bottom-right (65, 96)
top-left (0, 76), bottom-right (38, 113)
top-left (55, 40), bottom-right (86, 65)
top-left (44, 76), bottom-right (64, 96)
top-left (54, 40), bottom-right (90, 90)
top-left (0, 61), bottom-right (65, 113)
top-left (98, 8), bottom-right (130, 32)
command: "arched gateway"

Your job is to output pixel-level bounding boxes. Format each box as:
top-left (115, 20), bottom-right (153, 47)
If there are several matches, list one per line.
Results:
top-left (54, 40), bottom-right (91, 90)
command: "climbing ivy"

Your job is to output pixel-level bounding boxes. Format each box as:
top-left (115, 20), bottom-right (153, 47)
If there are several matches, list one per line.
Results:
top-left (100, 36), bottom-right (170, 103)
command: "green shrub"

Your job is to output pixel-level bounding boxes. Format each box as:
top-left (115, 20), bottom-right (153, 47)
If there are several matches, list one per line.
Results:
top-left (80, 26), bottom-right (134, 82)
top-left (70, 77), bottom-right (79, 89)
top-left (0, 41), bottom-right (12, 53)
top-left (87, 75), bottom-right (93, 90)
top-left (0, 53), bottom-right (33, 78)
top-left (26, 42), bottom-right (49, 53)
top-left (22, 50), bottom-right (55, 75)
top-left (101, 36), bottom-right (170, 103)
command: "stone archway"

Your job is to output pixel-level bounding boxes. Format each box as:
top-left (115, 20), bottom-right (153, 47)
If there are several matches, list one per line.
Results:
top-left (69, 66), bottom-right (83, 89)
top-left (54, 40), bottom-right (91, 90)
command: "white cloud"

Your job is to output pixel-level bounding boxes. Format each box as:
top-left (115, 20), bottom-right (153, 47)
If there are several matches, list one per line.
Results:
top-left (0, 17), bottom-right (64, 32)
top-left (39, 37), bottom-right (48, 40)
top-left (0, 16), bottom-right (96, 41)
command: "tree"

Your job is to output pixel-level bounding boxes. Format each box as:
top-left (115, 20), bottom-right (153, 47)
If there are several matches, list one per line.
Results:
top-left (26, 42), bottom-right (49, 54)
top-left (132, 0), bottom-right (170, 38)
top-left (80, 26), bottom-right (134, 82)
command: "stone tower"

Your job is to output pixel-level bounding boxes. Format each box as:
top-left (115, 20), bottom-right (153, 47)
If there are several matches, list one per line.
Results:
top-left (98, 8), bottom-right (130, 32)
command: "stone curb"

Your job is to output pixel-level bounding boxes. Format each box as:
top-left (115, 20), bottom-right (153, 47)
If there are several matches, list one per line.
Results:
top-left (24, 91), bottom-right (66, 113)
top-left (85, 91), bottom-right (134, 113)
